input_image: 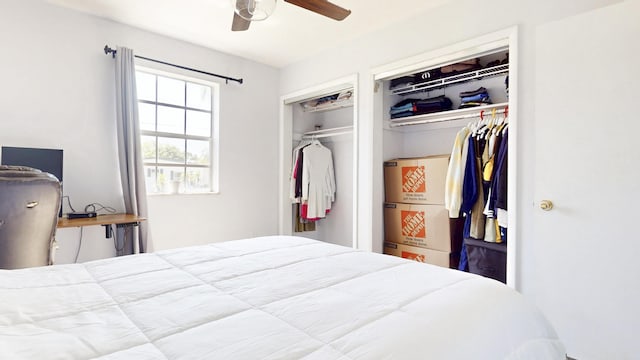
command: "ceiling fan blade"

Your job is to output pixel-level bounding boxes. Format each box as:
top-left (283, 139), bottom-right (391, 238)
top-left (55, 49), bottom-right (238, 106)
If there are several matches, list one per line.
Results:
top-left (284, 0), bottom-right (351, 21)
top-left (231, 11), bottom-right (251, 31)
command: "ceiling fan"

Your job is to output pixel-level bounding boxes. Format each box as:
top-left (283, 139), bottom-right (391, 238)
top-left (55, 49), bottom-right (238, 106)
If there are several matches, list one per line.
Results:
top-left (231, 0), bottom-right (351, 31)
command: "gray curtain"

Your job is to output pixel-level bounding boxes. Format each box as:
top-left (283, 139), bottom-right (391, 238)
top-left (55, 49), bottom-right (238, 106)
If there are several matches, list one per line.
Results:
top-left (115, 46), bottom-right (150, 254)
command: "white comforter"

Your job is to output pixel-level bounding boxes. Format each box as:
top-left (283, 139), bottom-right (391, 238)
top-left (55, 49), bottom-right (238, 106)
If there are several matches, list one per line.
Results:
top-left (0, 236), bottom-right (564, 359)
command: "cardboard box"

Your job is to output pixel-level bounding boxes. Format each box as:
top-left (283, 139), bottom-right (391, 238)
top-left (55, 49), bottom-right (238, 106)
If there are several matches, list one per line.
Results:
top-left (384, 155), bottom-right (449, 204)
top-left (384, 202), bottom-right (451, 252)
top-left (383, 241), bottom-right (450, 268)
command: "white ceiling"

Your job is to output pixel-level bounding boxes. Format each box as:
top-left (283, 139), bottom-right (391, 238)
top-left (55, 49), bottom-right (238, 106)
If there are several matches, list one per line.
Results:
top-left (45, 0), bottom-right (452, 68)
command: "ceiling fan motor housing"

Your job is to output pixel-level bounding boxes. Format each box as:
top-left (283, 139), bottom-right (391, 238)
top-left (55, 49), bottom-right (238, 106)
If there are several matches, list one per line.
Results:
top-left (233, 0), bottom-right (277, 21)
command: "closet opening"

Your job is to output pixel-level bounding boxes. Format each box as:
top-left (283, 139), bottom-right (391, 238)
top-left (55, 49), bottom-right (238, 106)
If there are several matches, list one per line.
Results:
top-left (279, 75), bottom-right (359, 249)
top-left (371, 28), bottom-right (518, 287)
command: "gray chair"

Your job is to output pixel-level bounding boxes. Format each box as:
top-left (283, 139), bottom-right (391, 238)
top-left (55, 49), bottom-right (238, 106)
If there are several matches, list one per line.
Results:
top-left (0, 165), bottom-right (62, 269)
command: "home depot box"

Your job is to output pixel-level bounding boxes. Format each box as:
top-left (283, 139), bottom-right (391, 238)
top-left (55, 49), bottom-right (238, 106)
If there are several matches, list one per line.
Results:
top-left (384, 155), bottom-right (449, 204)
top-left (384, 202), bottom-right (451, 252)
top-left (383, 241), bottom-right (450, 268)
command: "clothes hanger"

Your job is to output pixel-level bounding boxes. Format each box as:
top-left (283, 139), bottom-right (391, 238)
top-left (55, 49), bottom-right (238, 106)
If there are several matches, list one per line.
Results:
top-left (491, 108), bottom-right (497, 127)
top-left (492, 108), bottom-right (500, 134)
top-left (497, 105), bottom-right (509, 134)
top-left (472, 110), bottom-right (484, 135)
top-left (310, 135), bottom-right (323, 146)
top-left (484, 108), bottom-right (497, 139)
top-left (297, 138), bottom-right (312, 149)
top-left (477, 110), bottom-right (494, 138)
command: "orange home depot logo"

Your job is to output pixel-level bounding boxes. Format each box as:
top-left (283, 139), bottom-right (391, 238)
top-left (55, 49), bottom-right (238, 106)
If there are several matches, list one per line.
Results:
top-left (401, 166), bottom-right (426, 193)
top-left (401, 210), bottom-right (426, 238)
top-left (401, 251), bottom-right (426, 263)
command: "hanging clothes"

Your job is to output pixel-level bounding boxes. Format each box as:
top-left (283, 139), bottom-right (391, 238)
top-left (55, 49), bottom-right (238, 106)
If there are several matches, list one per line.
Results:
top-left (301, 140), bottom-right (336, 220)
top-left (493, 128), bottom-right (509, 238)
top-left (457, 133), bottom-right (481, 272)
top-left (482, 123), bottom-right (506, 243)
top-left (290, 140), bottom-right (316, 232)
top-left (290, 138), bottom-right (336, 225)
top-left (289, 139), bottom-right (312, 202)
top-left (444, 109), bottom-right (509, 272)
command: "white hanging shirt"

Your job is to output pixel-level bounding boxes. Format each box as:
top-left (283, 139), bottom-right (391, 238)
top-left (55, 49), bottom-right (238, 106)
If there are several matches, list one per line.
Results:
top-left (301, 141), bottom-right (336, 219)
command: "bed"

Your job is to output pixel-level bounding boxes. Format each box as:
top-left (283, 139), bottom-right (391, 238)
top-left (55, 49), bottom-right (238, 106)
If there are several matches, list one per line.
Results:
top-left (0, 235), bottom-right (565, 359)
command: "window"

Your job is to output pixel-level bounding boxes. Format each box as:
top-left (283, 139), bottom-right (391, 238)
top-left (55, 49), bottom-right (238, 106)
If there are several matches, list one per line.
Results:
top-left (135, 69), bottom-right (219, 194)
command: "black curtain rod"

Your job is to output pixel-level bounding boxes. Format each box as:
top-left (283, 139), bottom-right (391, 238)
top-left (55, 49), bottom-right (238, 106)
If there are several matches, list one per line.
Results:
top-left (103, 45), bottom-right (243, 85)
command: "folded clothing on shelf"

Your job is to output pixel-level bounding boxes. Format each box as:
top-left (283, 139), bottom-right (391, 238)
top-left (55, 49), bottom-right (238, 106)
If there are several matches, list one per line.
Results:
top-left (460, 86), bottom-right (489, 98)
top-left (461, 93), bottom-right (490, 103)
top-left (459, 101), bottom-right (493, 109)
top-left (390, 98), bottom-right (420, 117)
top-left (414, 96), bottom-right (453, 114)
top-left (390, 95), bottom-right (453, 119)
top-left (390, 58), bottom-right (482, 92)
top-left (441, 58), bottom-right (481, 75)
top-left (336, 89), bottom-right (353, 101)
top-left (389, 76), bottom-right (415, 90)
top-left (390, 102), bottom-right (415, 115)
top-left (413, 68), bottom-right (443, 84)
top-left (315, 94), bottom-right (339, 104)
top-left (300, 90), bottom-right (353, 111)
top-left (485, 53), bottom-right (509, 68)
top-left (459, 87), bottom-right (492, 109)
top-left (300, 94), bottom-right (337, 110)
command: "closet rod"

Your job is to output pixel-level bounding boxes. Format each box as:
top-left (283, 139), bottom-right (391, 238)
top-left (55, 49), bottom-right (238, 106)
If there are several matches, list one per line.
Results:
top-left (389, 108), bottom-right (507, 128)
top-left (103, 45), bottom-right (243, 85)
top-left (303, 125), bottom-right (353, 135)
top-left (302, 130), bottom-right (353, 139)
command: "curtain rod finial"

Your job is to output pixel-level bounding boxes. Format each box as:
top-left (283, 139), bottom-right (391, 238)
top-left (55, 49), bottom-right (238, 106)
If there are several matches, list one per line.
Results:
top-left (104, 45), bottom-right (116, 58)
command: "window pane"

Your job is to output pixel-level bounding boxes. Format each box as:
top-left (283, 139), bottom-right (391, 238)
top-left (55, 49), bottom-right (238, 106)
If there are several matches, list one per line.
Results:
top-left (157, 137), bottom-right (185, 164)
top-left (136, 68), bottom-right (215, 195)
top-left (186, 82), bottom-right (211, 110)
top-left (138, 103), bottom-right (156, 131)
top-left (187, 139), bottom-right (210, 165)
top-left (185, 167), bottom-right (210, 193)
top-left (144, 166), bottom-right (159, 193)
top-left (141, 135), bottom-right (156, 163)
top-left (157, 105), bottom-right (184, 134)
top-left (136, 72), bottom-right (156, 101)
top-left (157, 76), bottom-right (185, 106)
top-left (186, 110), bottom-right (211, 136)
top-left (156, 166), bottom-right (184, 194)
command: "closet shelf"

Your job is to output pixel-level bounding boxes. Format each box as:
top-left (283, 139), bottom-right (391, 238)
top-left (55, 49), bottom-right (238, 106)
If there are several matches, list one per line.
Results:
top-left (388, 102), bottom-right (509, 128)
top-left (301, 98), bottom-right (354, 113)
top-left (391, 63), bottom-right (509, 96)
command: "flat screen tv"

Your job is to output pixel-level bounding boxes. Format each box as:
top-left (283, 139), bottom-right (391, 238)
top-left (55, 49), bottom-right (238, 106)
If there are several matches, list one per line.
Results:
top-left (1, 146), bottom-right (64, 217)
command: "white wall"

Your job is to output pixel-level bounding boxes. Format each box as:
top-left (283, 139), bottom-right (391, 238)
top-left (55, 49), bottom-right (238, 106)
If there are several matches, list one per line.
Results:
top-left (279, 0), bottom-right (624, 358)
top-left (0, 0), bottom-right (280, 262)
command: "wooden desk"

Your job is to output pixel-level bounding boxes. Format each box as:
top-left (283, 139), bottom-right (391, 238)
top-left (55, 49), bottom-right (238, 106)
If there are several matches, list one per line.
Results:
top-left (57, 214), bottom-right (146, 228)
top-left (58, 214), bottom-right (147, 256)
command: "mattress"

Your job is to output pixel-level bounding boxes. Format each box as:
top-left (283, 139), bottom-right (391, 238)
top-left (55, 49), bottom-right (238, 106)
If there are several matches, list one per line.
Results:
top-left (0, 235), bottom-right (565, 359)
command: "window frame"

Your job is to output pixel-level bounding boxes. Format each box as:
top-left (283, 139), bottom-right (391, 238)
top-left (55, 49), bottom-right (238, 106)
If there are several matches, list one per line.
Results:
top-left (135, 65), bottom-right (220, 195)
